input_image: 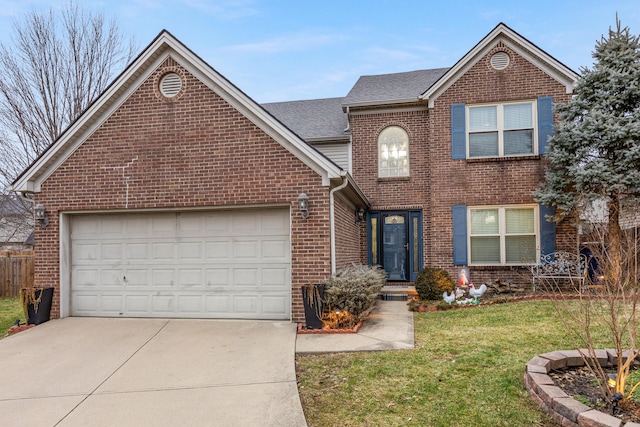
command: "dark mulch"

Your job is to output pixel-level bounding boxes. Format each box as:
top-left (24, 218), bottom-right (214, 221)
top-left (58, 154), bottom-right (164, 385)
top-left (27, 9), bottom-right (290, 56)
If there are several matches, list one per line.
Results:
top-left (550, 366), bottom-right (640, 423)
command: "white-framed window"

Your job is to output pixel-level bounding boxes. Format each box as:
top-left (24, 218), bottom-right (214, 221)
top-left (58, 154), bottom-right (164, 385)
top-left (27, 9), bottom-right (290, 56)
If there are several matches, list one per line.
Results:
top-left (468, 204), bottom-right (538, 265)
top-left (378, 126), bottom-right (409, 177)
top-left (467, 101), bottom-right (537, 158)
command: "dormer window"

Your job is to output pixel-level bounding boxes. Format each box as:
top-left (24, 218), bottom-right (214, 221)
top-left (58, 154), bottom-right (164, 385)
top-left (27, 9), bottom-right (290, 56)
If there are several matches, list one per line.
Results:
top-left (378, 126), bottom-right (409, 177)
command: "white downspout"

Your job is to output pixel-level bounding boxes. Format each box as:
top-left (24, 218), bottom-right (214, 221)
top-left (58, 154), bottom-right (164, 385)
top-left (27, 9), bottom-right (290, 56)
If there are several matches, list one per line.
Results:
top-left (329, 176), bottom-right (349, 275)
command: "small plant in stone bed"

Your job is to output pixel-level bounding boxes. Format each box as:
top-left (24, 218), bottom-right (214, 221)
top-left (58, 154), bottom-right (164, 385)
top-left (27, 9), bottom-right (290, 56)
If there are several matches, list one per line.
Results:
top-left (0, 296), bottom-right (24, 338)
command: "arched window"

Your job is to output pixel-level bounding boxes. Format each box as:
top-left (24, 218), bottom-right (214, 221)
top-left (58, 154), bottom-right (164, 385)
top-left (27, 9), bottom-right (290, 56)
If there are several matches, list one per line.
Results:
top-left (378, 126), bottom-right (409, 177)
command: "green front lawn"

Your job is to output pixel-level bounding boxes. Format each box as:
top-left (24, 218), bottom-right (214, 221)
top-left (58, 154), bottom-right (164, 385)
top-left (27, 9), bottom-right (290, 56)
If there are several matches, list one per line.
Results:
top-left (296, 300), bottom-right (611, 426)
top-left (0, 296), bottom-right (24, 338)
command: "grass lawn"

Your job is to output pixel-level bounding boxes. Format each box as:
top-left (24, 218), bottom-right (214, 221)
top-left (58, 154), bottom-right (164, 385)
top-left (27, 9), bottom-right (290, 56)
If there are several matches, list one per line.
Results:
top-left (296, 300), bottom-right (612, 426)
top-left (0, 296), bottom-right (24, 338)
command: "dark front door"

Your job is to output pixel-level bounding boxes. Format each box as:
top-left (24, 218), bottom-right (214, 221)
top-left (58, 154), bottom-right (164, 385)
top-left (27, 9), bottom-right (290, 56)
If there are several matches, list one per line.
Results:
top-left (382, 213), bottom-right (408, 280)
top-left (368, 210), bottom-right (422, 282)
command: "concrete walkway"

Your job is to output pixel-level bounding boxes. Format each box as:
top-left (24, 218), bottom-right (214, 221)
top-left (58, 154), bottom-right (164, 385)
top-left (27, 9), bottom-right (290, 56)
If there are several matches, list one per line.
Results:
top-left (0, 318), bottom-right (306, 427)
top-left (0, 300), bottom-right (413, 426)
top-left (295, 300), bottom-right (414, 354)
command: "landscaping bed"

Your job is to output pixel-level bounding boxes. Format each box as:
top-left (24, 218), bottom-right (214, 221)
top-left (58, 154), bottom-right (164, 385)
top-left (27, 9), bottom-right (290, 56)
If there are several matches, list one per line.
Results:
top-left (550, 366), bottom-right (640, 423)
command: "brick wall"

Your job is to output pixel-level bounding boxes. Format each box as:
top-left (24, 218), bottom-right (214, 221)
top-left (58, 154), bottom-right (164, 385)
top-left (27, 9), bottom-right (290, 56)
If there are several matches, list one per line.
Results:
top-left (350, 108), bottom-right (431, 273)
top-left (334, 192), bottom-right (364, 271)
top-left (349, 42), bottom-right (576, 285)
top-left (430, 42), bottom-right (576, 283)
top-left (33, 58), bottom-right (332, 322)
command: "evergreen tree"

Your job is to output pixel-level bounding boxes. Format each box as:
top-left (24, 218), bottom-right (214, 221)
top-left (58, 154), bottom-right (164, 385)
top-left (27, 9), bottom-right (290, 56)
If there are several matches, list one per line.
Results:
top-left (535, 18), bottom-right (640, 279)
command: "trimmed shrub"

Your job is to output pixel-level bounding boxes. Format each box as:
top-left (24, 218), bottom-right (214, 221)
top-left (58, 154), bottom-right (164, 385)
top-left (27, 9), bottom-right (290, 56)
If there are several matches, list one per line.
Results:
top-left (414, 267), bottom-right (454, 301)
top-left (324, 265), bottom-right (386, 326)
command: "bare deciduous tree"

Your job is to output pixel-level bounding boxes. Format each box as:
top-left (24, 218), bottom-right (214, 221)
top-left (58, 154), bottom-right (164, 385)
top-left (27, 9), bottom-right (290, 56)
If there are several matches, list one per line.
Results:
top-left (540, 225), bottom-right (640, 407)
top-left (0, 1), bottom-right (137, 187)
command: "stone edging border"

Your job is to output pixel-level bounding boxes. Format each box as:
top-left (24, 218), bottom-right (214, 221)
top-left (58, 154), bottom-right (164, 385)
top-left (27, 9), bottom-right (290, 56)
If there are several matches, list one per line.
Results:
top-left (525, 349), bottom-right (640, 427)
top-left (6, 323), bottom-right (35, 336)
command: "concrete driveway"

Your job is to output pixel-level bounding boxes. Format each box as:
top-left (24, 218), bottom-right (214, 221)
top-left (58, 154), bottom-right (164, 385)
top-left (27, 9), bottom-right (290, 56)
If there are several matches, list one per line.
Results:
top-left (0, 318), bottom-right (306, 427)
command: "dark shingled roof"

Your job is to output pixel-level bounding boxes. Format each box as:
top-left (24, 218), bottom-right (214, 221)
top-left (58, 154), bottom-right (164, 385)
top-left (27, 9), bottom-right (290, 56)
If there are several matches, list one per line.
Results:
top-left (343, 68), bottom-right (450, 107)
top-left (262, 97), bottom-right (349, 142)
top-left (261, 68), bottom-right (451, 141)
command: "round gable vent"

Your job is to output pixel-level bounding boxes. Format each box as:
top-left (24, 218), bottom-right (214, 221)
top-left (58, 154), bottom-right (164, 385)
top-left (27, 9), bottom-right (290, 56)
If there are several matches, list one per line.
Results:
top-left (490, 52), bottom-right (510, 70)
top-left (159, 73), bottom-right (183, 98)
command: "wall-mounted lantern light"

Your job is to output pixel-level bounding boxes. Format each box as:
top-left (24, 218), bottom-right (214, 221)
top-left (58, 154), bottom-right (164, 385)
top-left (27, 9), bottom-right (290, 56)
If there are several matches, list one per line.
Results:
top-left (298, 192), bottom-right (309, 220)
top-left (34, 203), bottom-right (49, 228)
top-left (355, 207), bottom-right (365, 223)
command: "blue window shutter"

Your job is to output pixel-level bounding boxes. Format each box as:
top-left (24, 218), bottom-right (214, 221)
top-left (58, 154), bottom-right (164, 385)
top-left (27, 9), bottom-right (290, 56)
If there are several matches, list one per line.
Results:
top-left (537, 96), bottom-right (553, 155)
top-left (451, 104), bottom-right (466, 159)
top-left (539, 204), bottom-right (556, 256)
top-left (452, 205), bottom-right (468, 265)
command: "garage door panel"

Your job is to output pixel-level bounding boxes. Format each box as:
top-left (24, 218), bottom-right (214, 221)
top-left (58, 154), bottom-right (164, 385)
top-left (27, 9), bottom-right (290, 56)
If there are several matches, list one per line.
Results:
top-left (178, 242), bottom-right (202, 259)
top-left (71, 216), bottom-right (98, 235)
top-left (72, 243), bottom-right (99, 263)
top-left (151, 215), bottom-right (176, 234)
top-left (125, 270), bottom-right (150, 286)
top-left (204, 214), bottom-right (231, 235)
top-left (125, 216), bottom-right (151, 235)
top-left (233, 268), bottom-right (257, 286)
top-left (233, 213), bottom-right (259, 234)
top-left (153, 270), bottom-right (175, 287)
top-left (178, 295), bottom-right (202, 313)
top-left (262, 296), bottom-right (288, 315)
top-left (102, 216), bottom-right (127, 235)
top-left (178, 269), bottom-right (203, 287)
top-left (206, 295), bottom-right (232, 314)
top-left (73, 294), bottom-right (99, 314)
top-left (178, 212), bottom-right (204, 232)
top-left (205, 241), bottom-right (232, 260)
top-left (151, 295), bottom-right (174, 313)
top-left (73, 269), bottom-right (98, 287)
top-left (262, 210), bottom-right (289, 233)
top-left (101, 270), bottom-right (125, 287)
top-left (71, 209), bottom-right (290, 319)
top-left (102, 295), bottom-right (125, 314)
top-left (233, 295), bottom-right (258, 313)
top-left (125, 295), bottom-right (151, 314)
top-left (205, 269), bottom-right (229, 286)
top-left (152, 242), bottom-right (175, 260)
top-left (234, 240), bottom-right (258, 259)
top-left (262, 268), bottom-right (289, 286)
top-left (126, 243), bottom-right (149, 260)
top-left (262, 240), bottom-right (288, 260)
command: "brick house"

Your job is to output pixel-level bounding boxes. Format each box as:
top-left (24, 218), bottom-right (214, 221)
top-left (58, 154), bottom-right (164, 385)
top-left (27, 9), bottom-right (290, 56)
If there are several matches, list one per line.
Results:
top-left (10, 23), bottom-right (578, 323)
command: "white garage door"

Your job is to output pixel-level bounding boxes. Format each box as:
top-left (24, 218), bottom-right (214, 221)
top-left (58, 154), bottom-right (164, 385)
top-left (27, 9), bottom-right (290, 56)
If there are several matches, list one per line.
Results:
top-left (70, 209), bottom-right (291, 319)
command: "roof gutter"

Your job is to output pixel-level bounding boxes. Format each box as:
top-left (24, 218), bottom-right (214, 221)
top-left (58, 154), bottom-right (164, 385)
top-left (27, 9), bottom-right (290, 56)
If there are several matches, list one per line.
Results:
top-left (329, 175), bottom-right (350, 275)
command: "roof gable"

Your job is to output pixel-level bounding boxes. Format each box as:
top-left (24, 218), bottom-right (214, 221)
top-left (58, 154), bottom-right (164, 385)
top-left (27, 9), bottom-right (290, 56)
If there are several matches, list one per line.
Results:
top-left (420, 23), bottom-right (579, 107)
top-left (11, 30), bottom-right (344, 193)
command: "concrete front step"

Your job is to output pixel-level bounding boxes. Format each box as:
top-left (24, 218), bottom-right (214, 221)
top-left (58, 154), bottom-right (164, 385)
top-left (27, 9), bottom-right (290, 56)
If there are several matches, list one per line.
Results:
top-left (380, 285), bottom-right (417, 301)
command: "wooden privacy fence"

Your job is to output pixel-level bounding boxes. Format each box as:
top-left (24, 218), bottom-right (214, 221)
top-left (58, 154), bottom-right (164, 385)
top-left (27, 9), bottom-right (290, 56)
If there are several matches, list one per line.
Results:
top-left (0, 250), bottom-right (34, 297)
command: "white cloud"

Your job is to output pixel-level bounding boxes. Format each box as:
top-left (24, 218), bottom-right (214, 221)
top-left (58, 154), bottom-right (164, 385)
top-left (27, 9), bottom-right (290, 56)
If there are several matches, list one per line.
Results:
top-left (181, 0), bottom-right (258, 20)
top-left (224, 30), bottom-right (348, 54)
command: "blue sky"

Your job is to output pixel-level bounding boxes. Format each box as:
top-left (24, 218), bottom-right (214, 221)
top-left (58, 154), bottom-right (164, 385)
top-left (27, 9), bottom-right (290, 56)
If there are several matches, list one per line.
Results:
top-left (0, 0), bottom-right (639, 103)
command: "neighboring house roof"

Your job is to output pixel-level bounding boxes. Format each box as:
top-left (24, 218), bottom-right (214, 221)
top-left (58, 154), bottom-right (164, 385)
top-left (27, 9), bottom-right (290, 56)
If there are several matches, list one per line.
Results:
top-left (342, 68), bottom-right (449, 108)
top-left (0, 195), bottom-right (33, 246)
top-left (10, 30), bottom-right (356, 194)
top-left (262, 97), bottom-right (349, 142)
top-left (421, 22), bottom-right (579, 107)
